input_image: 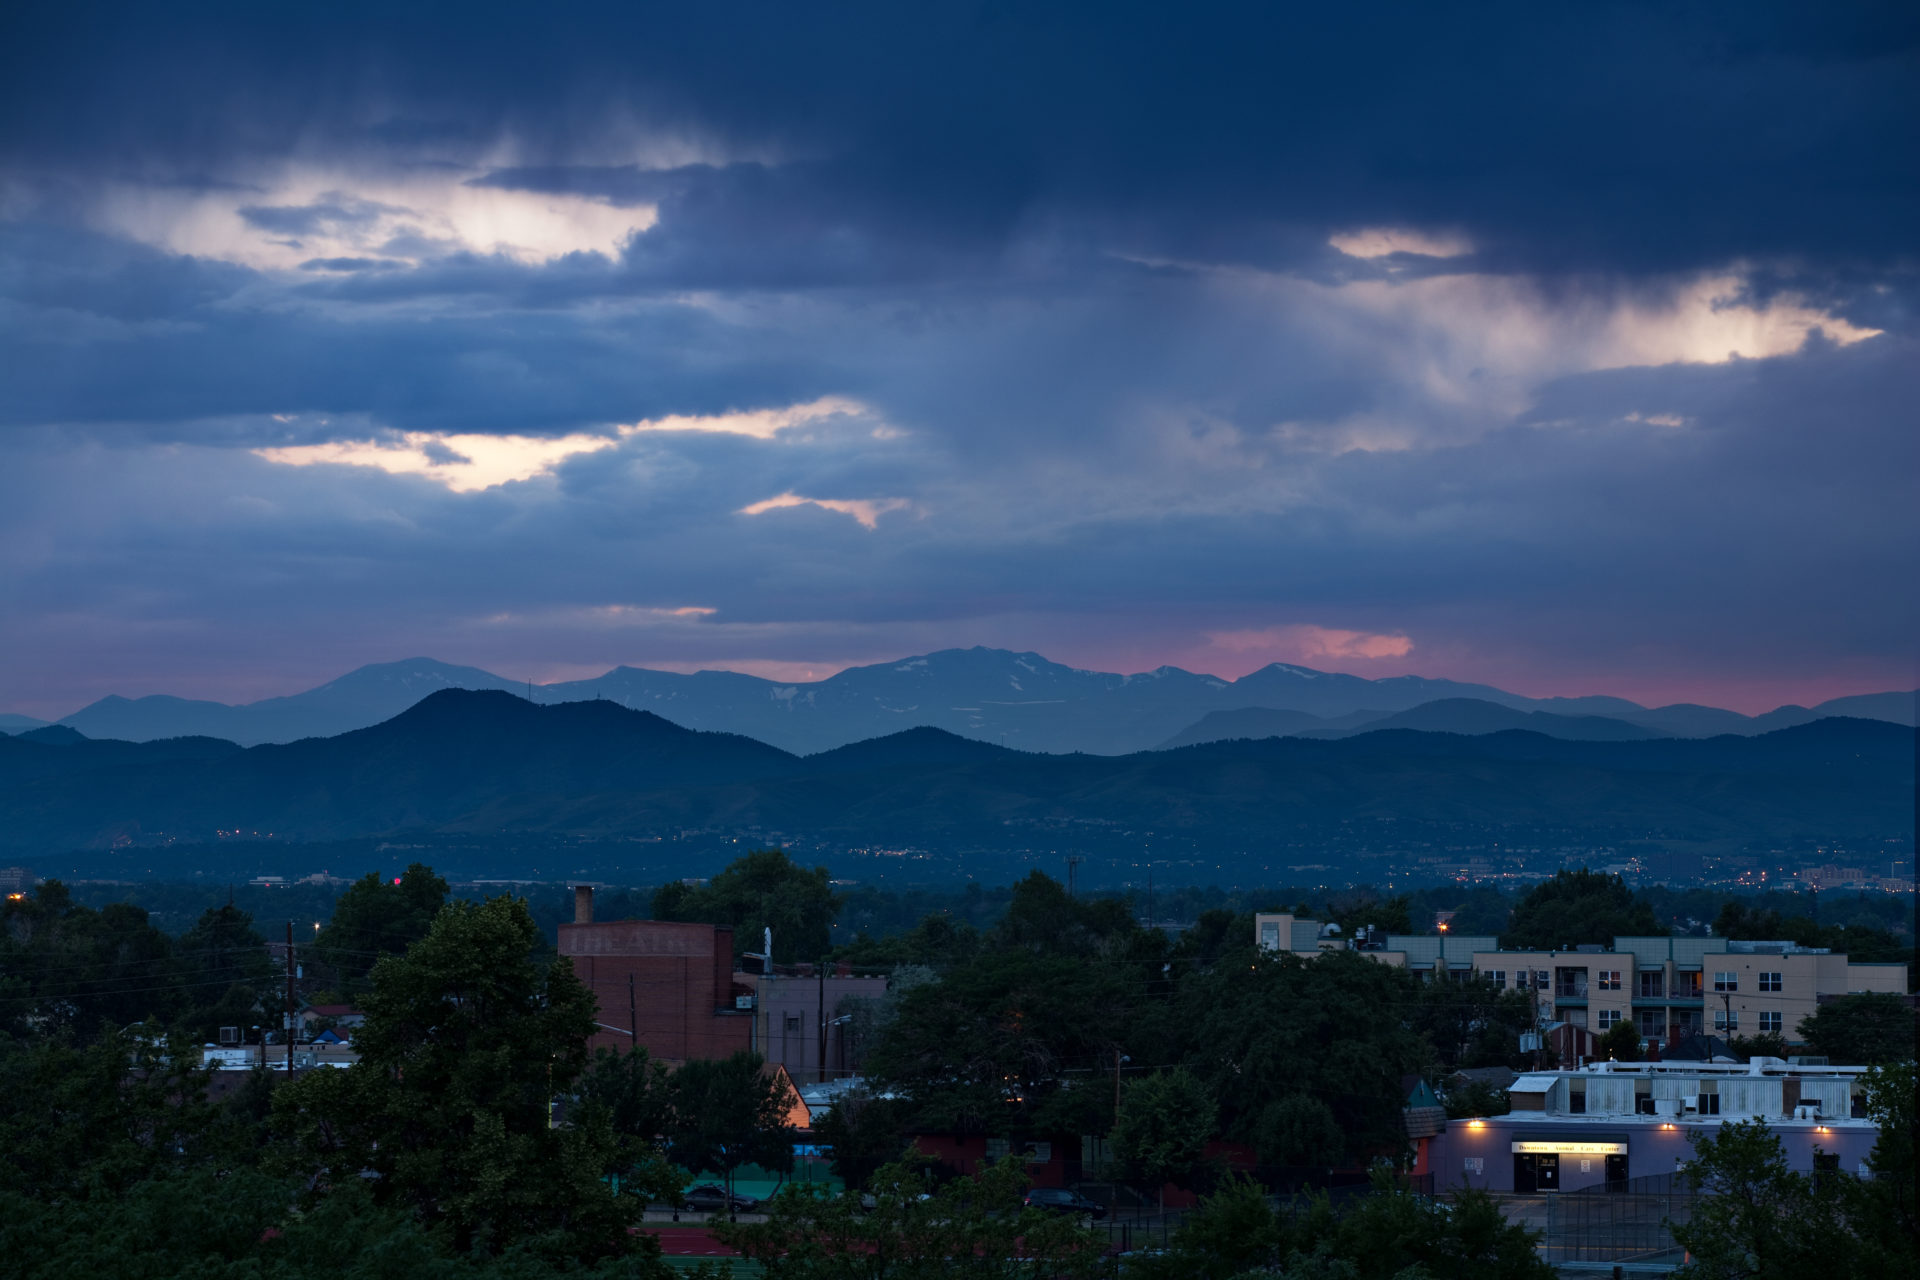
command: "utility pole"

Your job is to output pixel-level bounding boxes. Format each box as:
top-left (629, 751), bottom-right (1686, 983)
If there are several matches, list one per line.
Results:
top-left (285, 922), bottom-right (295, 1073)
top-left (628, 972), bottom-right (638, 1054)
top-left (817, 959), bottom-right (828, 1083)
top-left (1066, 855), bottom-right (1083, 898)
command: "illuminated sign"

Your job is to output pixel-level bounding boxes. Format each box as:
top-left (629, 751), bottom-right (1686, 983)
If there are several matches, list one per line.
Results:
top-left (1511, 1141), bottom-right (1628, 1155)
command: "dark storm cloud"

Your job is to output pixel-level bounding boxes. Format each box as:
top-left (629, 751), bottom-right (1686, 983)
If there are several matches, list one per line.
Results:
top-left (1, 1), bottom-right (1917, 715)
top-left (5, 3), bottom-right (1917, 277)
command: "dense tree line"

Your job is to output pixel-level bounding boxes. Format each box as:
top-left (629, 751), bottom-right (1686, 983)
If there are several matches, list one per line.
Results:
top-left (2, 854), bottom-right (1911, 1277)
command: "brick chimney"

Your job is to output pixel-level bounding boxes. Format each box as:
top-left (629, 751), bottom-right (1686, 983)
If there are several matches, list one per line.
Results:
top-left (574, 884), bottom-right (594, 924)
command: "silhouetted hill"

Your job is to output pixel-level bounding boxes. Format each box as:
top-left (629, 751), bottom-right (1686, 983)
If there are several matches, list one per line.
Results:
top-left (31, 647), bottom-right (1919, 755)
top-left (0, 693), bottom-right (1907, 854)
top-left (803, 726), bottom-right (1025, 773)
top-left (1157, 707), bottom-right (1335, 748)
top-left (1327, 699), bottom-right (1669, 741)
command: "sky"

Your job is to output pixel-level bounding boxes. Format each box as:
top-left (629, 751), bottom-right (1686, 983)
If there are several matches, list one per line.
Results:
top-left (2, 2), bottom-right (1916, 719)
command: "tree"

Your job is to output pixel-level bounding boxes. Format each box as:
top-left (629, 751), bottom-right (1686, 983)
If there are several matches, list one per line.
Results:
top-left (666, 1051), bottom-right (797, 1207)
top-left (1254, 1095), bottom-right (1343, 1168)
top-left (0, 882), bottom-right (180, 1039)
top-left (1670, 1120), bottom-right (1854, 1279)
top-left (0, 1027), bottom-right (225, 1202)
top-left (272, 895), bottom-right (643, 1260)
top-left (865, 949), bottom-right (1127, 1139)
top-left (714, 1155), bottom-right (1108, 1280)
top-left (812, 1089), bottom-right (915, 1189)
top-left (175, 900), bottom-right (280, 1045)
top-left (1127, 1170), bottom-right (1552, 1280)
top-left (1501, 870), bottom-right (1661, 950)
top-left (654, 849), bottom-right (839, 963)
top-left (577, 1044), bottom-right (681, 1199)
top-left (995, 872), bottom-right (1135, 957)
top-left (1796, 992), bottom-right (1915, 1064)
top-left (1845, 1062), bottom-right (1915, 1275)
top-left (1111, 1068), bottom-right (1216, 1198)
top-left (1597, 1018), bottom-right (1642, 1062)
top-left (1405, 973), bottom-right (1534, 1070)
top-left (1176, 950), bottom-right (1428, 1167)
top-left (310, 863), bottom-right (449, 996)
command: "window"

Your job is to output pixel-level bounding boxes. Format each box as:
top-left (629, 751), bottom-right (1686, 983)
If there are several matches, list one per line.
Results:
top-left (1639, 972), bottom-right (1665, 998)
top-left (1598, 970), bottom-right (1622, 991)
top-left (1536, 970), bottom-right (1550, 989)
top-left (1637, 1009), bottom-right (1665, 1036)
top-left (1675, 972), bottom-right (1702, 998)
top-left (1597, 1009), bottom-right (1621, 1030)
top-left (1758, 1011), bottom-right (1782, 1033)
top-left (1759, 972), bottom-right (1782, 993)
top-left (1259, 921), bottom-right (1280, 950)
top-left (1714, 1009), bottom-right (1739, 1031)
top-left (1490, 970), bottom-right (1506, 988)
top-left (784, 1014), bottom-right (802, 1033)
top-left (1713, 971), bottom-right (1738, 992)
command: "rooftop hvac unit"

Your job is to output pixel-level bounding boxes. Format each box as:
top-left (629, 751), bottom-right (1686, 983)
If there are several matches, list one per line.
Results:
top-left (1794, 1104), bottom-right (1819, 1120)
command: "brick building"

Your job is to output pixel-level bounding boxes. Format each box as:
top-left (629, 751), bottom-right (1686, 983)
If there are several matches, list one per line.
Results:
top-left (557, 886), bottom-right (752, 1062)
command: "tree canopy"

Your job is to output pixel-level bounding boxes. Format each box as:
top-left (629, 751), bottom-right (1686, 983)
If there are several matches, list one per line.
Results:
top-left (273, 894), bottom-right (644, 1259)
top-left (310, 863), bottom-right (449, 995)
top-left (1500, 869), bottom-right (1662, 949)
top-left (653, 848), bottom-right (839, 962)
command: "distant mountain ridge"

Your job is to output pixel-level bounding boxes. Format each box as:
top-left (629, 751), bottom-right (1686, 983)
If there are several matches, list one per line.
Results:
top-left (0, 690), bottom-right (1909, 853)
top-left (22, 649), bottom-right (1917, 756)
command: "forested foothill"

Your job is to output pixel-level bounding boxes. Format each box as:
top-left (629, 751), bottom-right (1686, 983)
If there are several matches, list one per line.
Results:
top-left (2, 857), bottom-right (1913, 1277)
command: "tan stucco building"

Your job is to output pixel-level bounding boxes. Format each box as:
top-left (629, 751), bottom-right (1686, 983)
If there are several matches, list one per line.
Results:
top-left (1254, 912), bottom-right (1906, 1049)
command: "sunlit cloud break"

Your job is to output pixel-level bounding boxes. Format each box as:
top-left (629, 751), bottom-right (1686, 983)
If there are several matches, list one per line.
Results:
top-left (252, 398), bottom-right (871, 491)
top-left (738, 493), bottom-right (914, 529)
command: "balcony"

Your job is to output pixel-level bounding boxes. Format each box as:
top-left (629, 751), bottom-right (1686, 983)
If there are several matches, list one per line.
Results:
top-left (1554, 980), bottom-right (1589, 1000)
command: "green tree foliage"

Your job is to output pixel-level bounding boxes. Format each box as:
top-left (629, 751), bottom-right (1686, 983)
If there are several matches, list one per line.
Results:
top-left (1852, 1063), bottom-right (1915, 1272)
top-left (1440, 1077), bottom-right (1510, 1120)
top-left (175, 901), bottom-right (281, 1044)
top-left (1597, 1018), bottom-right (1642, 1062)
top-left (1671, 1072), bottom-right (1916, 1279)
top-left (0, 881), bottom-right (180, 1038)
top-left (665, 1050), bottom-right (797, 1203)
top-left (1501, 869), bottom-right (1662, 949)
top-left (1405, 974), bottom-right (1534, 1070)
top-left (866, 948), bottom-right (1127, 1138)
top-left (1322, 891), bottom-right (1413, 937)
top-left (310, 863), bottom-right (449, 995)
top-left (834, 915), bottom-right (981, 970)
top-left (1714, 900), bottom-right (1915, 968)
top-left (653, 849), bottom-right (839, 963)
top-left (812, 1089), bottom-right (916, 1189)
top-left (272, 895), bottom-right (642, 1260)
top-left (994, 872), bottom-right (1135, 957)
top-left (1111, 1067), bottom-right (1217, 1194)
top-left (0, 1028), bottom-right (227, 1201)
top-left (1670, 1120), bottom-right (1855, 1279)
top-left (1128, 1172), bottom-right (1552, 1280)
top-left (577, 1044), bottom-right (682, 1196)
top-left (1795, 992), bottom-right (1916, 1064)
top-left (713, 1155), bottom-right (1108, 1280)
top-left (0, 1168), bottom-right (686, 1280)
top-left (1176, 950), bottom-right (1428, 1166)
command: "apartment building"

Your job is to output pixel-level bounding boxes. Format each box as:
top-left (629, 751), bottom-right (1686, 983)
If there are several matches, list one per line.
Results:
top-left (1432, 1059), bottom-right (1881, 1193)
top-left (1253, 913), bottom-right (1906, 1048)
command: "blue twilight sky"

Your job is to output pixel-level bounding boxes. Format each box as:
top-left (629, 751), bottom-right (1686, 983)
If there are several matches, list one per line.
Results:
top-left (1, 2), bottom-right (1916, 718)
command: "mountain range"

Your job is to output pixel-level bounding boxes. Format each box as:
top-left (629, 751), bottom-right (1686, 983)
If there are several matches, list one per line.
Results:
top-left (0, 689), bottom-right (1910, 853)
top-left (6, 649), bottom-right (1914, 756)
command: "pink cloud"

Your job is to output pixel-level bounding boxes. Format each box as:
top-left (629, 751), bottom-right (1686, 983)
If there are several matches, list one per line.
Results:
top-left (1206, 624), bottom-right (1414, 663)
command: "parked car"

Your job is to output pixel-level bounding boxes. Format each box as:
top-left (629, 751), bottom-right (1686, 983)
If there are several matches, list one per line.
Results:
top-left (680, 1183), bottom-right (760, 1213)
top-left (1023, 1187), bottom-right (1107, 1219)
